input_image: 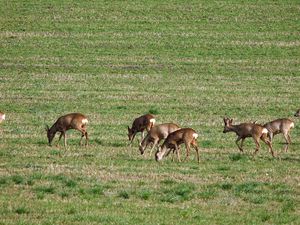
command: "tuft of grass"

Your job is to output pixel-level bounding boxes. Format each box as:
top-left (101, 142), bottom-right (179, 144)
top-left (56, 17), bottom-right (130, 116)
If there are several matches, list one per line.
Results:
top-left (148, 107), bottom-right (159, 115)
top-left (234, 182), bottom-right (261, 194)
top-left (229, 153), bottom-right (244, 161)
top-left (202, 140), bottom-right (212, 148)
top-left (0, 177), bottom-right (8, 186)
top-left (198, 188), bottom-right (218, 200)
top-left (15, 206), bottom-right (29, 214)
top-left (282, 200), bottom-right (296, 213)
top-left (11, 175), bottom-right (24, 185)
top-left (216, 166), bottom-right (230, 171)
top-left (161, 179), bottom-right (177, 185)
top-left (85, 184), bottom-right (104, 196)
top-left (59, 191), bottom-right (69, 199)
top-left (65, 179), bottom-right (77, 188)
top-left (161, 183), bottom-right (196, 203)
top-left (138, 190), bottom-right (151, 200)
top-left (118, 190), bottom-right (130, 199)
top-left (50, 150), bottom-right (61, 155)
top-left (220, 183), bottom-right (232, 190)
top-left (34, 186), bottom-right (55, 195)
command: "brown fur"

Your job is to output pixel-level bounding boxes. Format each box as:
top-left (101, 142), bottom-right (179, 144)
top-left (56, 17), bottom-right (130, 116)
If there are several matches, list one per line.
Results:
top-left (223, 118), bottom-right (274, 157)
top-left (155, 128), bottom-right (200, 163)
top-left (264, 118), bottom-right (294, 152)
top-left (139, 123), bottom-right (180, 155)
top-left (46, 113), bottom-right (88, 147)
top-left (128, 114), bottom-right (155, 145)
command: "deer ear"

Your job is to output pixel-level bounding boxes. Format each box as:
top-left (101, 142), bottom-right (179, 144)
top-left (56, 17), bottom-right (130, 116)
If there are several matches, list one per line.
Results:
top-left (45, 124), bottom-right (49, 131)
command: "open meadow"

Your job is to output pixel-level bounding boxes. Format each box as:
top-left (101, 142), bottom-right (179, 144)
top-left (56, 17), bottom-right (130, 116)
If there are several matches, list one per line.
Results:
top-left (0, 0), bottom-right (299, 224)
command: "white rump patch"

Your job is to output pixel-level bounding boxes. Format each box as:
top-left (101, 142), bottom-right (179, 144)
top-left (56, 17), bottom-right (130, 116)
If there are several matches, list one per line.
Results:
top-left (150, 118), bottom-right (156, 124)
top-left (1, 114), bottom-right (5, 120)
top-left (262, 128), bottom-right (268, 134)
top-left (290, 122), bottom-right (294, 129)
top-left (82, 118), bottom-right (88, 124)
top-left (193, 133), bottom-right (198, 139)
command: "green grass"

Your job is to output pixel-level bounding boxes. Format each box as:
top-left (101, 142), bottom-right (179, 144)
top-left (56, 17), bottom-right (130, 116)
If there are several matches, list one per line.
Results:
top-left (0, 0), bottom-right (299, 224)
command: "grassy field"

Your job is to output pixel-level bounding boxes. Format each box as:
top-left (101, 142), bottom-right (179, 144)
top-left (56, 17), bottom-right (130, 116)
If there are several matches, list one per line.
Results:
top-left (0, 0), bottom-right (299, 224)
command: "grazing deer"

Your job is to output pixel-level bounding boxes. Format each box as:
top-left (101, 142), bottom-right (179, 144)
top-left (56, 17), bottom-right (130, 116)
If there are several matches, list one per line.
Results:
top-left (263, 118), bottom-right (294, 152)
top-left (128, 114), bottom-right (155, 145)
top-left (223, 118), bottom-right (274, 157)
top-left (155, 128), bottom-right (200, 163)
top-left (45, 113), bottom-right (88, 147)
top-left (0, 112), bottom-right (5, 123)
top-left (139, 123), bottom-right (180, 155)
top-left (294, 109), bottom-right (300, 117)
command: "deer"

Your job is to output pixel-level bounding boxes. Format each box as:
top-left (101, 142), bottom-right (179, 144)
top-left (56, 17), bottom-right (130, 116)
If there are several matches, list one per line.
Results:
top-left (128, 114), bottom-right (155, 146)
top-left (139, 123), bottom-right (180, 156)
top-left (294, 109), bottom-right (300, 117)
top-left (155, 128), bottom-right (200, 163)
top-left (223, 118), bottom-right (275, 157)
top-left (45, 113), bottom-right (88, 147)
top-left (263, 118), bottom-right (294, 152)
top-left (0, 112), bottom-right (5, 123)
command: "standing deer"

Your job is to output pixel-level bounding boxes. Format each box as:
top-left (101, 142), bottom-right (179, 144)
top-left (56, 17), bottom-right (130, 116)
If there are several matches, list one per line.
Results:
top-left (263, 118), bottom-right (294, 152)
top-left (128, 114), bottom-right (155, 146)
top-left (294, 109), bottom-right (300, 117)
top-left (155, 128), bottom-right (200, 163)
top-left (0, 112), bottom-right (5, 123)
top-left (139, 123), bottom-right (180, 155)
top-left (223, 118), bottom-right (274, 157)
top-left (45, 113), bottom-right (88, 147)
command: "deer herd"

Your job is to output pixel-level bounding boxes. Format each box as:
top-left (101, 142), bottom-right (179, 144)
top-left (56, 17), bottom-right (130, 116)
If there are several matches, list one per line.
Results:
top-left (0, 109), bottom-right (299, 163)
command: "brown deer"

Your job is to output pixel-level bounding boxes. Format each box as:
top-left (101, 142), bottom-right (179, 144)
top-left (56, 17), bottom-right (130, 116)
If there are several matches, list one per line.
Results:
top-left (223, 118), bottom-right (274, 157)
top-left (128, 114), bottom-right (155, 145)
top-left (155, 128), bottom-right (200, 163)
top-left (45, 113), bottom-right (88, 147)
top-left (139, 123), bottom-right (180, 155)
top-left (0, 112), bottom-right (5, 123)
top-left (294, 109), bottom-right (300, 117)
top-left (263, 118), bottom-right (294, 152)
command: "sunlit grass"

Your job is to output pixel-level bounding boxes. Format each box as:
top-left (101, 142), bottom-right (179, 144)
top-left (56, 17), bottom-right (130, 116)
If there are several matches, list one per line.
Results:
top-left (0, 0), bottom-right (299, 224)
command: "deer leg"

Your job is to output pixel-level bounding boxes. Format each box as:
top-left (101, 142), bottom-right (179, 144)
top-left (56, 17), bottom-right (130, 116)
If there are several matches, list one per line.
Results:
top-left (171, 146), bottom-right (179, 162)
top-left (287, 132), bottom-right (292, 144)
top-left (171, 147), bottom-right (175, 162)
top-left (141, 131), bottom-right (145, 141)
top-left (282, 132), bottom-right (290, 152)
top-left (63, 132), bottom-right (67, 147)
top-left (174, 144), bottom-right (181, 162)
top-left (78, 126), bottom-right (87, 146)
top-left (282, 132), bottom-right (290, 145)
top-left (235, 136), bottom-right (243, 152)
top-left (129, 133), bottom-right (137, 147)
top-left (57, 132), bottom-right (63, 146)
top-left (85, 131), bottom-right (88, 146)
top-left (149, 139), bottom-right (159, 156)
top-left (191, 140), bottom-right (200, 164)
top-left (240, 138), bottom-right (245, 150)
top-left (261, 134), bottom-right (275, 157)
top-left (79, 133), bottom-right (84, 146)
top-left (184, 142), bottom-right (191, 162)
top-left (268, 132), bottom-right (273, 143)
top-left (252, 136), bottom-right (260, 155)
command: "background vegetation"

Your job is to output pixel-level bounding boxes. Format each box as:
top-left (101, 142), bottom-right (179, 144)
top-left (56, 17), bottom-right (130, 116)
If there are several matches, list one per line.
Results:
top-left (0, 0), bottom-right (299, 224)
